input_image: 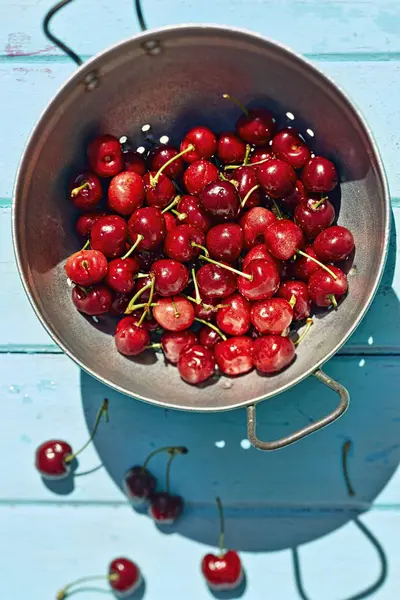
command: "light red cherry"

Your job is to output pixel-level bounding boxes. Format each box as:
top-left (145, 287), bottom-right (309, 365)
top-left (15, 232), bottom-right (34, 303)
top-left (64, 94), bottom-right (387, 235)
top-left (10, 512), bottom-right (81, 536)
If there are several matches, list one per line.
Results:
top-left (115, 316), bottom-right (150, 356)
top-left (250, 298), bottom-right (293, 335)
top-left (164, 224), bottom-right (205, 262)
top-left (240, 206), bottom-right (276, 249)
top-left (215, 336), bottom-right (254, 376)
top-left (161, 330), bottom-right (198, 364)
top-left (104, 256), bottom-right (139, 294)
top-left (91, 214), bottom-right (128, 258)
top-left (143, 171), bottom-right (175, 209)
top-left (65, 249), bottom-right (108, 286)
top-left (216, 293), bottom-right (251, 336)
top-left (178, 344), bottom-right (216, 384)
top-left (252, 335), bottom-right (295, 373)
top-left (108, 171), bottom-right (144, 215)
top-left (265, 219), bottom-right (304, 260)
top-left (242, 244), bottom-right (280, 271)
top-left (87, 134), bottom-right (124, 178)
top-left (153, 296), bottom-right (195, 331)
top-left (237, 259), bottom-right (280, 301)
top-left (35, 440), bottom-right (73, 480)
top-left (128, 206), bottom-right (166, 250)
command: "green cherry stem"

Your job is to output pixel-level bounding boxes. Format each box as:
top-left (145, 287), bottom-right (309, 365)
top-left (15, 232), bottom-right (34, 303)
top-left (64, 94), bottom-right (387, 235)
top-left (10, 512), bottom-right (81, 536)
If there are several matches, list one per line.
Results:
top-left (192, 269), bottom-right (201, 304)
top-left (199, 254), bottom-right (252, 281)
top-left (342, 440), bottom-right (355, 497)
top-left (243, 144), bottom-right (251, 166)
top-left (70, 181), bottom-right (90, 198)
top-left (143, 445), bottom-right (188, 470)
top-left (152, 145), bottom-right (194, 186)
top-left (57, 574), bottom-right (119, 600)
top-left (64, 399), bottom-right (109, 464)
top-left (216, 496), bottom-right (225, 557)
top-left (296, 250), bottom-right (338, 280)
top-left (194, 318), bottom-right (227, 341)
top-left (146, 342), bottom-right (163, 350)
top-left (171, 298), bottom-right (180, 318)
top-left (222, 93), bottom-right (249, 116)
top-left (225, 156), bottom-right (272, 170)
top-left (125, 282), bottom-right (153, 314)
top-left (328, 294), bottom-right (338, 308)
top-left (241, 184), bottom-right (260, 209)
top-left (294, 318), bottom-right (313, 346)
top-left (311, 196), bottom-right (329, 210)
top-left (161, 195), bottom-right (181, 214)
top-left (271, 198), bottom-right (283, 219)
top-left (171, 209), bottom-right (187, 221)
top-left (122, 234), bottom-right (144, 259)
top-left (192, 242), bottom-right (209, 256)
top-left (289, 294), bottom-right (297, 308)
top-left (81, 239), bottom-right (90, 251)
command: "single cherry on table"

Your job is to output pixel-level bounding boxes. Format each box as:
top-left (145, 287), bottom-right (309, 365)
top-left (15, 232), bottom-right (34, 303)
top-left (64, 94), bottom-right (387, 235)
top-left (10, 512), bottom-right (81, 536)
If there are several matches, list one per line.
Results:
top-left (148, 446), bottom-right (188, 524)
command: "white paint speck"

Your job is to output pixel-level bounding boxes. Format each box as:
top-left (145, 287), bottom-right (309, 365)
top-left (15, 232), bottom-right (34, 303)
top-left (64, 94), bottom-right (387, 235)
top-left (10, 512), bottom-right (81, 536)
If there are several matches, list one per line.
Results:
top-left (215, 440), bottom-right (226, 448)
top-left (359, 359), bottom-right (366, 367)
top-left (240, 439), bottom-right (251, 449)
top-left (368, 336), bottom-right (374, 345)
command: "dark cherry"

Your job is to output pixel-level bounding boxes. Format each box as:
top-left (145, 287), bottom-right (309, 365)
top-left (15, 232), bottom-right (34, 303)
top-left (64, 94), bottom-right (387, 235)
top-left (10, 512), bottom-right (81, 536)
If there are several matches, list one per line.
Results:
top-left (271, 128), bottom-right (311, 169)
top-left (180, 126), bottom-right (217, 163)
top-left (151, 259), bottom-right (189, 296)
top-left (75, 211), bottom-right (107, 240)
top-left (161, 330), bottom-right (198, 364)
top-left (148, 145), bottom-right (184, 179)
top-left (277, 280), bottom-right (311, 321)
top-left (149, 491), bottom-right (183, 523)
top-left (128, 207), bottom-right (166, 250)
top-left (164, 211), bottom-right (177, 232)
top-left (230, 166), bottom-right (263, 209)
top-left (110, 292), bottom-right (131, 315)
top-left (183, 159), bottom-right (219, 195)
top-left (198, 326), bottom-right (223, 348)
top-left (265, 219), bottom-right (304, 260)
top-left (164, 224), bottom-right (205, 262)
top-left (199, 180), bottom-right (241, 221)
top-left (65, 249), bottom-right (108, 286)
top-left (240, 206), bottom-right (276, 249)
top-left (242, 244), bottom-right (280, 271)
top-left (91, 214), bottom-right (128, 258)
top-left (153, 296), bottom-right (195, 331)
top-left (313, 225), bottom-right (355, 262)
top-left (72, 284), bottom-right (112, 315)
top-left (237, 259), bottom-right (280, 301)
top-left (206, 223), bottom-right (243, 263)
top-left (257, 158), bottom-right (297, 199)
top-left (302, 156), bottom-right (338, 193)
top-left (124, 150), bottom-right (147, 175)
top-left (35, 440), bottom-right (72, 479)
top-left (69, 172), bottom-right (102, 210)
top-left (109, 557), bottom-right (142, 596)
top-left (252, 335), bottom-right (295, 373)
top-left (197, 263), bottom-right (237, 299)
top-left (236, 107), bottom-right (276, 146)
top-left (115, 316), bottom-right (150, 355)
top-left (281, 179), bottom-right (307, 212)
top-left (87, 134), bottom-right (124, 178)
top-left (308, 265), bottom-right (348, 307)
top-left (216, 293), bottom-right (251, 336)
top-left (215, 336), bottom-right (253, 376)
top-left (143, 171), bottom-right (175, 209)
top-left (135, 248), bottom-right (164, 271)
top-left (104, 257), bottom-right (139, 294)
top-left (202, 551), bottom-right (243, 591)
top-left (294, 245), bottom-right (321, 281)
top-left (123, 466), bottom-right (156, 504)
top-left (178, 344), bottom-right (216, 384)
top-left (249, 146), bottom-right (275, 165)
top-left (176, 195), bottom-right (212, 232)
top-left (217, 132), bottom-right (246, 165)
top-left (294, 197), bottom-right (335, 240)
top-left (132, 275), bottom-right (158, 303)
top-left (250, 298), bottom-right (293, 335)
top-left (108, 171), bottom-right (144, 215)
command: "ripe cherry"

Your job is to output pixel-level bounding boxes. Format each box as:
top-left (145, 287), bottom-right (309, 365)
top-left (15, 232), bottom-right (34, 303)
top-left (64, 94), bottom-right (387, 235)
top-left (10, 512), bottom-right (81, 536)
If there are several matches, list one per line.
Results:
top-left (294, 245), bottom-right (321, 280)
top-left (151, 259), bottom-right (189, 296)
top-left (198, 326), bottom-right (223, 348)
top-left (216, 293), bottom-right (251, 336)
top-left (75, 211), bottom-right (107, 240)
top-left (72, 285), bottom-right (112, 315)
top-left (183, 159), bottom-right (219, 195)
top-left (217, 132), bottom-right (246, 164)
top-left (250, 298), bottom-right (293, 335)
top-left (257, 158), bottom-right (297, 199)
top-left (313, 225), bottom-right (355, 262)
top-left (178, 344), bottom-right (216, 384)
top-left (164, 224), bottom-right (205, 262)
top-left (249, 146), bottom-right (275, 165)
top-left (294, 197), bottom-right (335, 240)
top-left (242, 244), bottom-right (279, 271)
top-left (69, 172), bottom-right (102, 210)
top-left (110, 292), bottom-right (131, 315)
top-left (197, 263), bottom-right (237, 299)
top-left (115, 316), bottom-right (150, 355)
top-left (148, 144), bottom-right (184, 179)
top-left (240, 206), bottom-right (276, 249)
top-left (65, 249), bottom-right (108, 286)
top-left (87, 134), bottom-right (123, 178)
top-left (176, 195), bottom-right (212, 232)
top-left (143, 171), bottom-right (175, 209)
top-left (237, 259), bottom-right (280, 301)
top-left (153, 296), bottom-right (195, 331)
top-left (281, 180), bottom-right (307, 212)
top-left (308, 265), bottom-right (348, 307)
top-left (135, 248), bottom-right (163, 271)
top-left (277, 280), bottom-right (311, 320)
top-left (91, 214), bottom-right (128, 258)
top-left (180, 126), bottom-right (217, 163)
top-left (271, 128), bottom-right (311, 169)
top-left (164, 211), bottom-right (176, 231)
top-left (128, 206), bottom-right (166, 250)
top-left (104, 256), bottom-right (139, 294)
top-left (194, 298), bottom-right (219, 321)
top-left (215, 336), bottom-right (254, 376)
top-left (252, 335), bottom-right (295, 373)
top-left (302, 156), bottom-right (338, 193)
top-left (265, 219), bottom-right (304, 260)
top-left (124, 150), bottom-right (147, 175)
top-left (108, 171), bottom-right (144, 215)
top-left (200, 180), bottom-right (241, 221)
top-left (148, 447), bottom-right (188, 524)
top-left (224, 94), bottom-right (275, 146)
top-left (206, 223), bottom-right (243, 263)
top-left (161, 330), bottom-right (198, 364)
top-left (229, 165), bottom-right (263, 209)
top-left (123, 466), bottom-right (156, 504)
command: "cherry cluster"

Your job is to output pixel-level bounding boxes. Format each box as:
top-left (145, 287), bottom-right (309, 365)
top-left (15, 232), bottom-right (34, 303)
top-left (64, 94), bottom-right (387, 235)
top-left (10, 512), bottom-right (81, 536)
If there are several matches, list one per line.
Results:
top-left (65, 95), bottom-right (354, 385)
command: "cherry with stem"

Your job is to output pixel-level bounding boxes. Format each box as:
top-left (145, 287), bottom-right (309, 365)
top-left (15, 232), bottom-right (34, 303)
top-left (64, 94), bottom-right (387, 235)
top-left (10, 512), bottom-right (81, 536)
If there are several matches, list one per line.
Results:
top-left (57, 574), bottom-right (118, 599)
top-left (148, 447), bottom-right (189, 524)
top-left (241, 184), bottom-right (260, 209)
top-left (199, 254), bottom-right (253, 281)
top-left (150, 145), bottom-right (194, 186)
top-left (296, 249), bottom-right (338, 280)
top-left (194, 317), bottom-right (228, 341)
top-left (293, 318), bottom-right (313, 346)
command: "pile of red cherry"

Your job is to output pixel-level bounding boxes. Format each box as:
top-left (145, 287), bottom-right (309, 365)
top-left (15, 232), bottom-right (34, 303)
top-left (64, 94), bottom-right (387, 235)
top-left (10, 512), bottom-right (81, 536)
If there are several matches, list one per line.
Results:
top-left (65, 95), bottom-right (354, 385)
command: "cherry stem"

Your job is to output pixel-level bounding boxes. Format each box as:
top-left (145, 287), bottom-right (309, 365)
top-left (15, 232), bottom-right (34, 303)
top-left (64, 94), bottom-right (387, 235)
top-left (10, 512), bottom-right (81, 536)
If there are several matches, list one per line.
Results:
top-left (56, 574), bottom-right (118, 600)
top-left (191, 268), bottom-right (201, 304)
top-left (64, 399), bottom-right (109, 464)
top-left (122, 234), bottom-right (144, 259)
top-left (222, 93), bottom-right (249, 117)
top-left (342, 440), bottom-right (355, 497)
top-left (128, 302), bottom-right (157, 311)
top-left (81, 239), bottom-right (90, 251)
top-left (216, 496), bottom-right (225, 556)
top-left (70, 181), bottom-right (90, 198)
top-left (312, 196), bottom-right (328, 210)
top-left (171, 209), bottom-right (187, 221)
top-left (289, 294), bottom-right (297, 308)
top-left (294, 318), bottom-right (313, 346)
top-left (199, 254), bottom-right (252, 281)
top-left (194, 318), bottom-right (227, 341)
top-left (171, 298), bottom-right (180, 318)
top-left (296, 250), bottom-right (338, 280)
top-left (225, 157), bottom-right (272, 170)
top-left (135, 272), bottom-right (150, 279)
top-left (161, 195), bottom-right (181, 214)
top-left (219, 172), bottom-right (230, 182)
top-left (136, 275), bottom-right (155, 327)
top-left (152, 145), bottom-right (194, 185)
top-left (243, 144), bottom-right (251, 166)
top-left (241, 184), bottom-right (260, 208)
top-left (191, 241), bottom-right (209, 257)
top-left (271, 198), bottom-right (283, 219)
top-left (143, 445), bottom-right (188, 470)
top-left (146, 342), bottom-right (162, 350)
top-left (166, 447), bottom-right (188, 494)
top-left (125, 282), bottom-right (152, 314)
top-left (329, 294), bottom-right (338, 308)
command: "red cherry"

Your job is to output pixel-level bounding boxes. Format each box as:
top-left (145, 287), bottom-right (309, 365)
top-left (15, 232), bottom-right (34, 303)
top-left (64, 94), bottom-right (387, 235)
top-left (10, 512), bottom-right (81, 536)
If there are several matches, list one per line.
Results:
top-left (194, 298), bottom-right (219, 321)
top-left (148, 145), bottom-right (184, 179)
top-left (302, 156), bottom-right (338, 193)
top-left (252, 335), bottom-right (295, 373)
top-left (176, 195), bottom-right (212, 232)
top-left (115, 316), bottom-right (150, 355)
top-left (265, 219), bottom-right (304, 260)
top-left (200, 180), bottom-right (241, 221)
top-left (237, 259), bottom-right (280, 301)
top-left (178, 344), bottom-right (216, 384)
top-left (164, 211), bottom-right (177, 231)
top-left (108, 171), bottom-right (144, 216)
top-left (229, 166), bottom-right (263, 209)
top-left (109, 557), bottom-right (142, 596)
top-left (216, 293), bottom-right (251, 336)
top-left (257, 158), bottom-right (297, 199)
top-left (294, 197), bottom-right (335, 240)
top-left (198, 326), bottom-right (223, 348)
top-left (281, 180), bottom-right (307, 212)
top-left (242, 244), bottom-right (279, 271)
top-left (72, 284), bottom-right (112, 315)
top-left (69, 172), bottom-right (102, 210)
top-left (161, 330), bottom-right (198, 364)
top-left (91, 214), bottom-right (128, 258)
top-left (65, 249), bottom-right (108, 286)
top-left (202, 551), bottom-right (243, 591)
top-left (143, 171), bottom-right (175, 209)
top-left (124, 150), bottom-right (147, 175)
top-left (308, 265), bottom-right (348, 307)
top-left (35, 440), bottom-right (72, 479)
top-left (271, 128), bottom-right (311, 169)
top-left (217, 132), bottom-right (246, 164)
top-left (128, 207), bottom-right (166, 250)
top-left (206, 223), bottom-right (243, 263)
top-left (180, 126), bottom-right (217, 163)
top-left (123, 466), bottom-right (156, 505)
top-left (149, 492), bottom-right (183, 524)
top-left (240, 206), bottom-right (276, 249)
top-left (87, 134), bottom-right (123, 178)
top-left (151, 259), bottom-right (189, 296)
top-left (294, 245), bottom-right (321, 281)
top-left (183, 159), bottom-right (219, 195)
top-left (250, 298), bottom-right (293, 335)
top-left (249, 146), bottom-right (275, 165)
top-left (130, 275), bottom-right (159, 304)
top-left (215, 336), bottom-right (253, 376)
top-left (75, 211), bottom-right (107, 240)
top-left (236, 107), bottom-right (276, 146)
top-left (104, 257), bottom-right (139, 293)
top-left (197, 263), bottom-right (237, 299)
top-left (313, 225), bottom-right (355, 262)
top-left (164, 224), bottom-right (205, 262)
top-left (153, 296), bottom-right (195, 331)
top-left (277, 280), bottom-right (311, 321)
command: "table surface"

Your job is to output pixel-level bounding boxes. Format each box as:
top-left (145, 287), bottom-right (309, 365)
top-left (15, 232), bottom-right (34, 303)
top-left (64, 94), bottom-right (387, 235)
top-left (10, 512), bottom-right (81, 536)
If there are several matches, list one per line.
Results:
top-left (2, 1), bottom-right (400, 598)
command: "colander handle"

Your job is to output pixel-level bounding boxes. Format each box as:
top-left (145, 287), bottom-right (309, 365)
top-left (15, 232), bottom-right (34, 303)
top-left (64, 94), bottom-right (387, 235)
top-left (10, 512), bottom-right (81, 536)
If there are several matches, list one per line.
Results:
top-left (246, 369), bottom-right (350, 451)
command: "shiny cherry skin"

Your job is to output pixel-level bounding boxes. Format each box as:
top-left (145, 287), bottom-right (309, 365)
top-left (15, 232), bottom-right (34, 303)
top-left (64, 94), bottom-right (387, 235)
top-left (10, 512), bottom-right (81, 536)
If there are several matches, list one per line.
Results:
top-left (308, 265), bottom-right (348, 307)
top-left (65, 249), bottom-right (108, 286)
top-left (180, 126), bottom-right (217, 163)
top-left (230, 166), bottom-right (263, 209)
top-left (110, 292), bottom-right (131, 315)
top-left (194, 298), bottom-right (219, 321)
top-left (217, 132), bottom-right (246, 164)
top-left (271, 128), bottom-right (311, 169)
top-left (313, 225), bottom-right (355, 262)
top-left (216, 293), bottom-right (251, 336)
top-left (91, 215), bottom-right (128, 258)
top-left (149, 492), bottom-right (183, 524)
top-left (265, 219), bottom-right (304, 260)
top-left (198, 326), bottom-right (223, 348)
top-left (70, 172), bottom-right (102, 210)
top-left (249, 146), bottom-right (275, 165)
top-left (242, 244), bottom-right (280, 271)
top-left (75, 211), bottom-right (107, 240)
top-left (178, 344), bottom-right (216, 384)
top-left (294, 197), bottom-right (335, 240)
top-left (206, 223), bottom-right (243, 263)
top-left (257, 158), bottom-right (297, 199)
top-left (124, 150), bottom-right (147, 175)
top-left (123, 466), bottom-right (156, 505)
top-left (240, 206), bottom-right (276, 249)
top-left (128, 207), bottom-right (166, 250)
top-left (108, 171), bottom-right (144, 215)
top-left (164, 212), bottom-right (177, 232)
top-left (202, 550), bottom-right (243, 591)
top-left (294, 245), bottom-right (321, 281)
top-left (200, 180), bottom-right (241, 221)
top-left (197, 263), bottom-right (237, 299)
top-left (148, 144), bottom-right (184, 179)
top-left (109, 557), bottom-right (142, 596)
top-left (161, 330), bottom-right (198, 364)
top-left (104, 257), bottom-right (139, 294)
top-left (176, 195), bottom-right (212, 232)
top-left (87, 134), bottom-right (124, 178)
top-left (164, 224), bottom-right (205, 262)
top-left (236, 107), bottom-right (276, 146)
top-left (250, 298), bottom-right (293, 335)
top-left (302, 156), bottom-right (338, 193)
top-left (281, 180), bottom-right (307, 212)
top-left (183, 159), bottom-right (219, 195)
top-left (277, 280), bottom-right (311, 320)
top-left (72, 284), bottom-right (112, 315)
top-left (252, 335), bottom-right (295, 373)
top-left (238, 259), bottom-right (280, 301)
top-left (151, 259), bottom-right (189, 296)
top-left (35, 440), bottom-right (72, 479)
top-left (215, 336), bottom-right (253, 376)
top-left (143, 171), bottom-right (175, 209)
top-left (115, 316), bottom-right (150, 355)
top-left (153, 296), bottom-right (195, 331)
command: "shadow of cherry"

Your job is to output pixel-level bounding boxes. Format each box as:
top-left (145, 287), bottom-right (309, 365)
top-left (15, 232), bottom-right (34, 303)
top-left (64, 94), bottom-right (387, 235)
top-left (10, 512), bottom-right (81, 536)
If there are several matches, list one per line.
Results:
top-left (40, 457), bottom-right (78, 495)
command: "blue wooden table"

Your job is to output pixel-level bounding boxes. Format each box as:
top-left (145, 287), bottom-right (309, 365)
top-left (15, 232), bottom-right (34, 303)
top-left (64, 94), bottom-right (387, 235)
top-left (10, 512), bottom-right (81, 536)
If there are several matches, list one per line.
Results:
top-left (2, 1), bottom-right (400, 598)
